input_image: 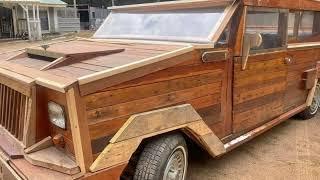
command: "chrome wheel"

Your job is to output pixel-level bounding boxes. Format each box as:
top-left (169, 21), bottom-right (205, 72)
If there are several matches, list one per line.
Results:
top-left (310, 84), bottom-right (320, 115)
top-left (163, 146), bottom-right (187, 180)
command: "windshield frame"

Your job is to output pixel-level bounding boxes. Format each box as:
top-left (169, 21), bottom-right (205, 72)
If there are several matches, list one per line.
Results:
top-left (93, 0), bottom-right (238, 44)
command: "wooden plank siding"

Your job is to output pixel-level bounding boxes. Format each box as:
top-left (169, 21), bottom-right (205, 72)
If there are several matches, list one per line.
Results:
top-left (232, 51), bottom-right (288, 134)
top-left (284, 47), bottom-right (320, 111)
top-left (84, 49), bottom-right (230, 157)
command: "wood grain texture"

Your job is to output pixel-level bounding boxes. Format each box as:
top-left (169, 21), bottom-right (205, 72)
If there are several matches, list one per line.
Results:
top-left (90, 104), bottom-right (225, 172)
top-left (0, 126), bottom-right (24, 159)
top-left (23, 86), bottom-right (36, 147)
top-left (66, 87), bottom-right (93, 173)
top-left (233, 51), bottom-right (287, 134)
top-left (243, 0), bottom-right (320, 11)
top-left (11, 159), bottom-right (73, 180)
top-left (82, 163), bottom-right (127, 180)
top-left (0, 61), bottom-right (76, 92)
top-left (0, 154), bottom-right (22, 180)
top-left (86, 48), bottom-right (228, 146)
top-left (302, 68), bottom-right (317, 89)
top-left (78, 46), bottom-right (194, 95)
top-left (25, 146), bottom-right (80, 175)
top-left (110, 104), bottom-right (202, 143)
top-left (25, 136), bottom-right (53, 154)
top-left (0, 68), bottom-right (34, 97)
top-left (285, 47), bottom-right (319, 111)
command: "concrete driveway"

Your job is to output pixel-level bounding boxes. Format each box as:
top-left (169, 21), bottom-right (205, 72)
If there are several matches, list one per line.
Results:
top-left (188, 115), bottom-right (320, 180)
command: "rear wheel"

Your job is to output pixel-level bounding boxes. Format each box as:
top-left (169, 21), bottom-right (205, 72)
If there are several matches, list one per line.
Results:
top-left (299, 83), bottom-right (320, 120)
top-left (133, 133), bottom-right (188, 180)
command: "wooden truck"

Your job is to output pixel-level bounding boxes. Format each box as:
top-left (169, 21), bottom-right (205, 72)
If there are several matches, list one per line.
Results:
top-left (0, 0), bottom-right (320, 179)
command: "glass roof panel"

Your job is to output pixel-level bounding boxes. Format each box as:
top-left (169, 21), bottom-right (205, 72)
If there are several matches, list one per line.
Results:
top-left (94, 7), bottom-right (227, 43)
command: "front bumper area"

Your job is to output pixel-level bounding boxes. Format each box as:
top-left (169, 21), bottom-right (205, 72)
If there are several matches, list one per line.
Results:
top-left (0, 152), bottom-right (21, 180)
top-left (0, 151), bottom-right (74, 180)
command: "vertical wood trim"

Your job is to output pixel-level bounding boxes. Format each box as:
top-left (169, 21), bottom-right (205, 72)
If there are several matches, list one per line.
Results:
top-left (278, 12), bottom-right (289, 47)
top-left (66, 87), bottom-right (93, 173)
top-left (23, 86), bottom-right (36, 147)
top-left (233, 6), bottom-right (247, 57)
top-left (224, 51), bottom-right (234, 136)
top-left (293, 12), bottom-right (301, 40)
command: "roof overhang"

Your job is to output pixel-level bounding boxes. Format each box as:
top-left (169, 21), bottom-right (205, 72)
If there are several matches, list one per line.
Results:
top-left (0, 0), bottom-right (40, 3)
top-left (0, 0), bottom-right (67, 7)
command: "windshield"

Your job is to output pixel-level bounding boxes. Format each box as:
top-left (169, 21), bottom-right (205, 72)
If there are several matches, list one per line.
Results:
top-left (94, 7), bottom-right (227, 43)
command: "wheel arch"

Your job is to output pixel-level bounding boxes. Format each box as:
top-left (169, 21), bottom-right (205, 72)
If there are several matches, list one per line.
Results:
top-left (89, 104), bottom-right (226, 173)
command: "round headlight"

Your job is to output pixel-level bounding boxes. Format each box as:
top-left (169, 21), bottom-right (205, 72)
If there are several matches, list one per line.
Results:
top-left (48, 101), bottom-right (66, 129)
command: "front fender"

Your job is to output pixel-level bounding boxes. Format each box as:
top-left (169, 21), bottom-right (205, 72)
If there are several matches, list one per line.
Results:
top-left (89, 104), bottom-right (226, 172)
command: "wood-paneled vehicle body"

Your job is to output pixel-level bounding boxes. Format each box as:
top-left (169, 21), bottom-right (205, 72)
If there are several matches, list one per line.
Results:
top-left (0, 0), bottom-right (320, 179)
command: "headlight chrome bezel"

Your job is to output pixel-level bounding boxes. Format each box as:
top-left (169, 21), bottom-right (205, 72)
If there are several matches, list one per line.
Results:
top-left (48, 101), bottom-right (67, 130)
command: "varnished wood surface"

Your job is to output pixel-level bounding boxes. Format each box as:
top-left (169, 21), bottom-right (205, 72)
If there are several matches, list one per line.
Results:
top-left (243, 0), bottom-right (320, 11)
top-left (25, 146), bottom-right (80, 175)
top-left (9, 40), bottom-right (184, 80)
top-left (285, 48), bottom-right (320, 111)
top-left (233, 51), bottom-right (288, 134)
top-left (0, 40), bottom-right (185, 94)
top-left (11, 159), bottom-right (73, 180)
top-left (66, 87), bottom-right (93, 172)
top-left (85, 48), bottom-right (230, 157)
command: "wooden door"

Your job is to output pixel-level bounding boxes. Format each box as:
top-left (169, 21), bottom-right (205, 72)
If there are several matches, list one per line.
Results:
top-left (232, 7), bottom-right (289, 135)
top-left (284, 11), bottom-right (320, 111)
top-left (233, 51), bottom-right (288, 134)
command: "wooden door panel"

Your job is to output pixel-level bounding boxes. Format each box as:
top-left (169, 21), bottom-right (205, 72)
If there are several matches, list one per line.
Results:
top-left (233, 51), bottom-right (287, 134)
top-left (284, 48), bottom-right (320, 111)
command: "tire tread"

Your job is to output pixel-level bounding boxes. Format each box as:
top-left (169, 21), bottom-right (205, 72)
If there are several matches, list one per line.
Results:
top-left (133, 133), bottom-right (187, 180)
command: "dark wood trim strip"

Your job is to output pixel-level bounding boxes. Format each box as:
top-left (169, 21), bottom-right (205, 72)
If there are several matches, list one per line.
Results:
top-left (224, 103), bottom-right (306, 152)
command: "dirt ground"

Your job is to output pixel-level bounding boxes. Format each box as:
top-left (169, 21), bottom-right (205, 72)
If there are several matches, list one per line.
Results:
top-left (188, 114), bottom-right (320, 180)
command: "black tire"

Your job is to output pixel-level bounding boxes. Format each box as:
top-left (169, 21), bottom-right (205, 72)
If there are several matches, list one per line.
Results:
top-left (298, 84), bottom-right (320, 120)
top-left (133, 133), bottom-right (188, 180)
top-left (299, 105), bottom-right (318, 120)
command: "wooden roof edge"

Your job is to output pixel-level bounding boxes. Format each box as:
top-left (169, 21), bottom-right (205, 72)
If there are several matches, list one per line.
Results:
top-left (77, 37), bottom-right (215, 49)
top-left (35, 77), bottom-right (77, 93)
top-left (243, 0), bottom-right (320, 11)
top-left (108, 0), bottom-right (234, 11)
top-left (0, 61), bottom-right (77, 93)
top-left (77, 45), bottom-right (195, 86)
top-left (0, 67), bottom-right (35, 85)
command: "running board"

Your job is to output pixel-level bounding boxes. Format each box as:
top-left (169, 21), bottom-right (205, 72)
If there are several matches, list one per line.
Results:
top-left (224, 104), bottom-right (307, 152)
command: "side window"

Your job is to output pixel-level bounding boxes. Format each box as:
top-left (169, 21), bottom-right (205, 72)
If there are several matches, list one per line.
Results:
top-left (245, 8), bottom-right (287, 52)
top-left (288, 11), bottom-right (320, 43)
top-left (299, 11), bottom-right (314, 37)
top-left (215, 23), bottom-right (231, 48)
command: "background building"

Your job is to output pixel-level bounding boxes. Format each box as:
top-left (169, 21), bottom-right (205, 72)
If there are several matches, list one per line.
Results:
top-left (0, 0), bottom-right (80, 40)
top-left (61, 0), bottom-right (175, 30)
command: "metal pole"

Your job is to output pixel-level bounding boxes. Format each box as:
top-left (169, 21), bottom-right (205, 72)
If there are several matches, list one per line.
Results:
top-left (26, 5), bottom-right (32, 40)
top-left (112, 0), bottom-right (115, 6)
top-left (36, 4), bottom-right (41, 40)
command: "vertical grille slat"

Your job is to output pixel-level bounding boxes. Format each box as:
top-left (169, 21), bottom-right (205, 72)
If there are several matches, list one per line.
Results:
top-left (0, 84), bottom-right (3, 125)
top-left (4, 86), bottom-right (9, 127)
top-left (0, 83), bottom-right (30, 141)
